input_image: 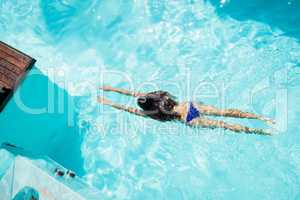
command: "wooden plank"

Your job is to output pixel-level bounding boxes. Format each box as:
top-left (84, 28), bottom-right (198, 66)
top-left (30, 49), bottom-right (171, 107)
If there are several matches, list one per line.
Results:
top-left (0, 48), bottom-right (29, 69)
top-left (0, 58), bottom-right (23, 75)
top-left (0, 79), bottom-right (10, 89)
top-left (0, 41), bottom-right (31, 66)
top-left (0, 66), bottom-right (18, 81)
top-left (0, 72), bottom-right (14, 88)
top-left (0, 41), bottom-right (36, 112)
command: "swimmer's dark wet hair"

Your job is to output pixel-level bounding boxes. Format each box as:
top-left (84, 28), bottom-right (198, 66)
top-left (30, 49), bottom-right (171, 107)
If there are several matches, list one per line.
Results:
top-left (137, 91), bottom-right (180, 121)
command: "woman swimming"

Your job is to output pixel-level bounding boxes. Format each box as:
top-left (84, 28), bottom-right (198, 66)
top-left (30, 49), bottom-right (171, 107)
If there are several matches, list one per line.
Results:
top-left (98, 86), bottom-right (274, 135)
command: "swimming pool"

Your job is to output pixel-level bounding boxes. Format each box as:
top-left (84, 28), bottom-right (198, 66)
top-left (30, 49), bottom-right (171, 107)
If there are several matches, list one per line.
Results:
top-left (1, 0), bottom-right (300, 199)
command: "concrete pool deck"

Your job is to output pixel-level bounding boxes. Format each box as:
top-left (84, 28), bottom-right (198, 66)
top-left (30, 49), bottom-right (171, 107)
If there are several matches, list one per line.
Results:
top-left (0, 145), bottom-right (106, 200)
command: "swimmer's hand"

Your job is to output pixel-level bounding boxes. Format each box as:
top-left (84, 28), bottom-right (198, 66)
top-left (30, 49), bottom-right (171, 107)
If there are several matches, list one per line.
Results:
top-left (99, 85), bottom-right (144, 97)
top-left (99, 85), bottom-right (115, 91)
top-left (98, 97), bottom-right (112, 105)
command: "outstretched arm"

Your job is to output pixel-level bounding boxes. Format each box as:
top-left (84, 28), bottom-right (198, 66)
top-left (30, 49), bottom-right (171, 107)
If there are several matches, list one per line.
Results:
top-left (196, 103), bottom-right (275, 125)
top-left (99, 85), bottom-right (145, 97)
top-left (98, 97), bottom-right (146, 117)
top-left (189, 117), bottom-right (271, 135)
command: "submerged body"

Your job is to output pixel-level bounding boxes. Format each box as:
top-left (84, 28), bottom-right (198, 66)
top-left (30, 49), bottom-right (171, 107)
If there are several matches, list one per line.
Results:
top-left (98, 86), bottom-right (274, 135)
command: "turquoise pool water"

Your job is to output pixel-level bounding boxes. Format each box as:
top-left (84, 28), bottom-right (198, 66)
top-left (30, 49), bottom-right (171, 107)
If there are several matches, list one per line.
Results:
top-left (1, 0), bottom-right (300, 199)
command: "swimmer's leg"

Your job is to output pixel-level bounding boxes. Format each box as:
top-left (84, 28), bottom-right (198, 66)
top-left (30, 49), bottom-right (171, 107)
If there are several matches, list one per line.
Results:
top-left (99, 85), bottom-right (145, 97)
top-left (197, 104), bottom-right (275, 125)
top-left (190, 117), bottom-right (271, 135)
top-left (98, 97), bottom-right (146, 117)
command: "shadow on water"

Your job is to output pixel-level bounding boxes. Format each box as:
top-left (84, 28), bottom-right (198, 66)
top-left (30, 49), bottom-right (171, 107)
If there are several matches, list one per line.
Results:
top-left (206, 0), bottom-right (300, 40)
top-left (0, 68), bottom-right (84, 176)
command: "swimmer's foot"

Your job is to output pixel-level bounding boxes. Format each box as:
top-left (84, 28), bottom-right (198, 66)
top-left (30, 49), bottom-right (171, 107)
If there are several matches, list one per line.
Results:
top-left (260, 117), bottom-right (276, 126)
top-left (257, 129), bottom-right (272, 136)
top-left (246, 127), bottom-right (272, 136)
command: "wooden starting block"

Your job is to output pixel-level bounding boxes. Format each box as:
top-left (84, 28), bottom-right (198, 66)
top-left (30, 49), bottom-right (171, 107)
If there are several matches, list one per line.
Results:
top-left (0, 41), bottom-right (36, 112)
